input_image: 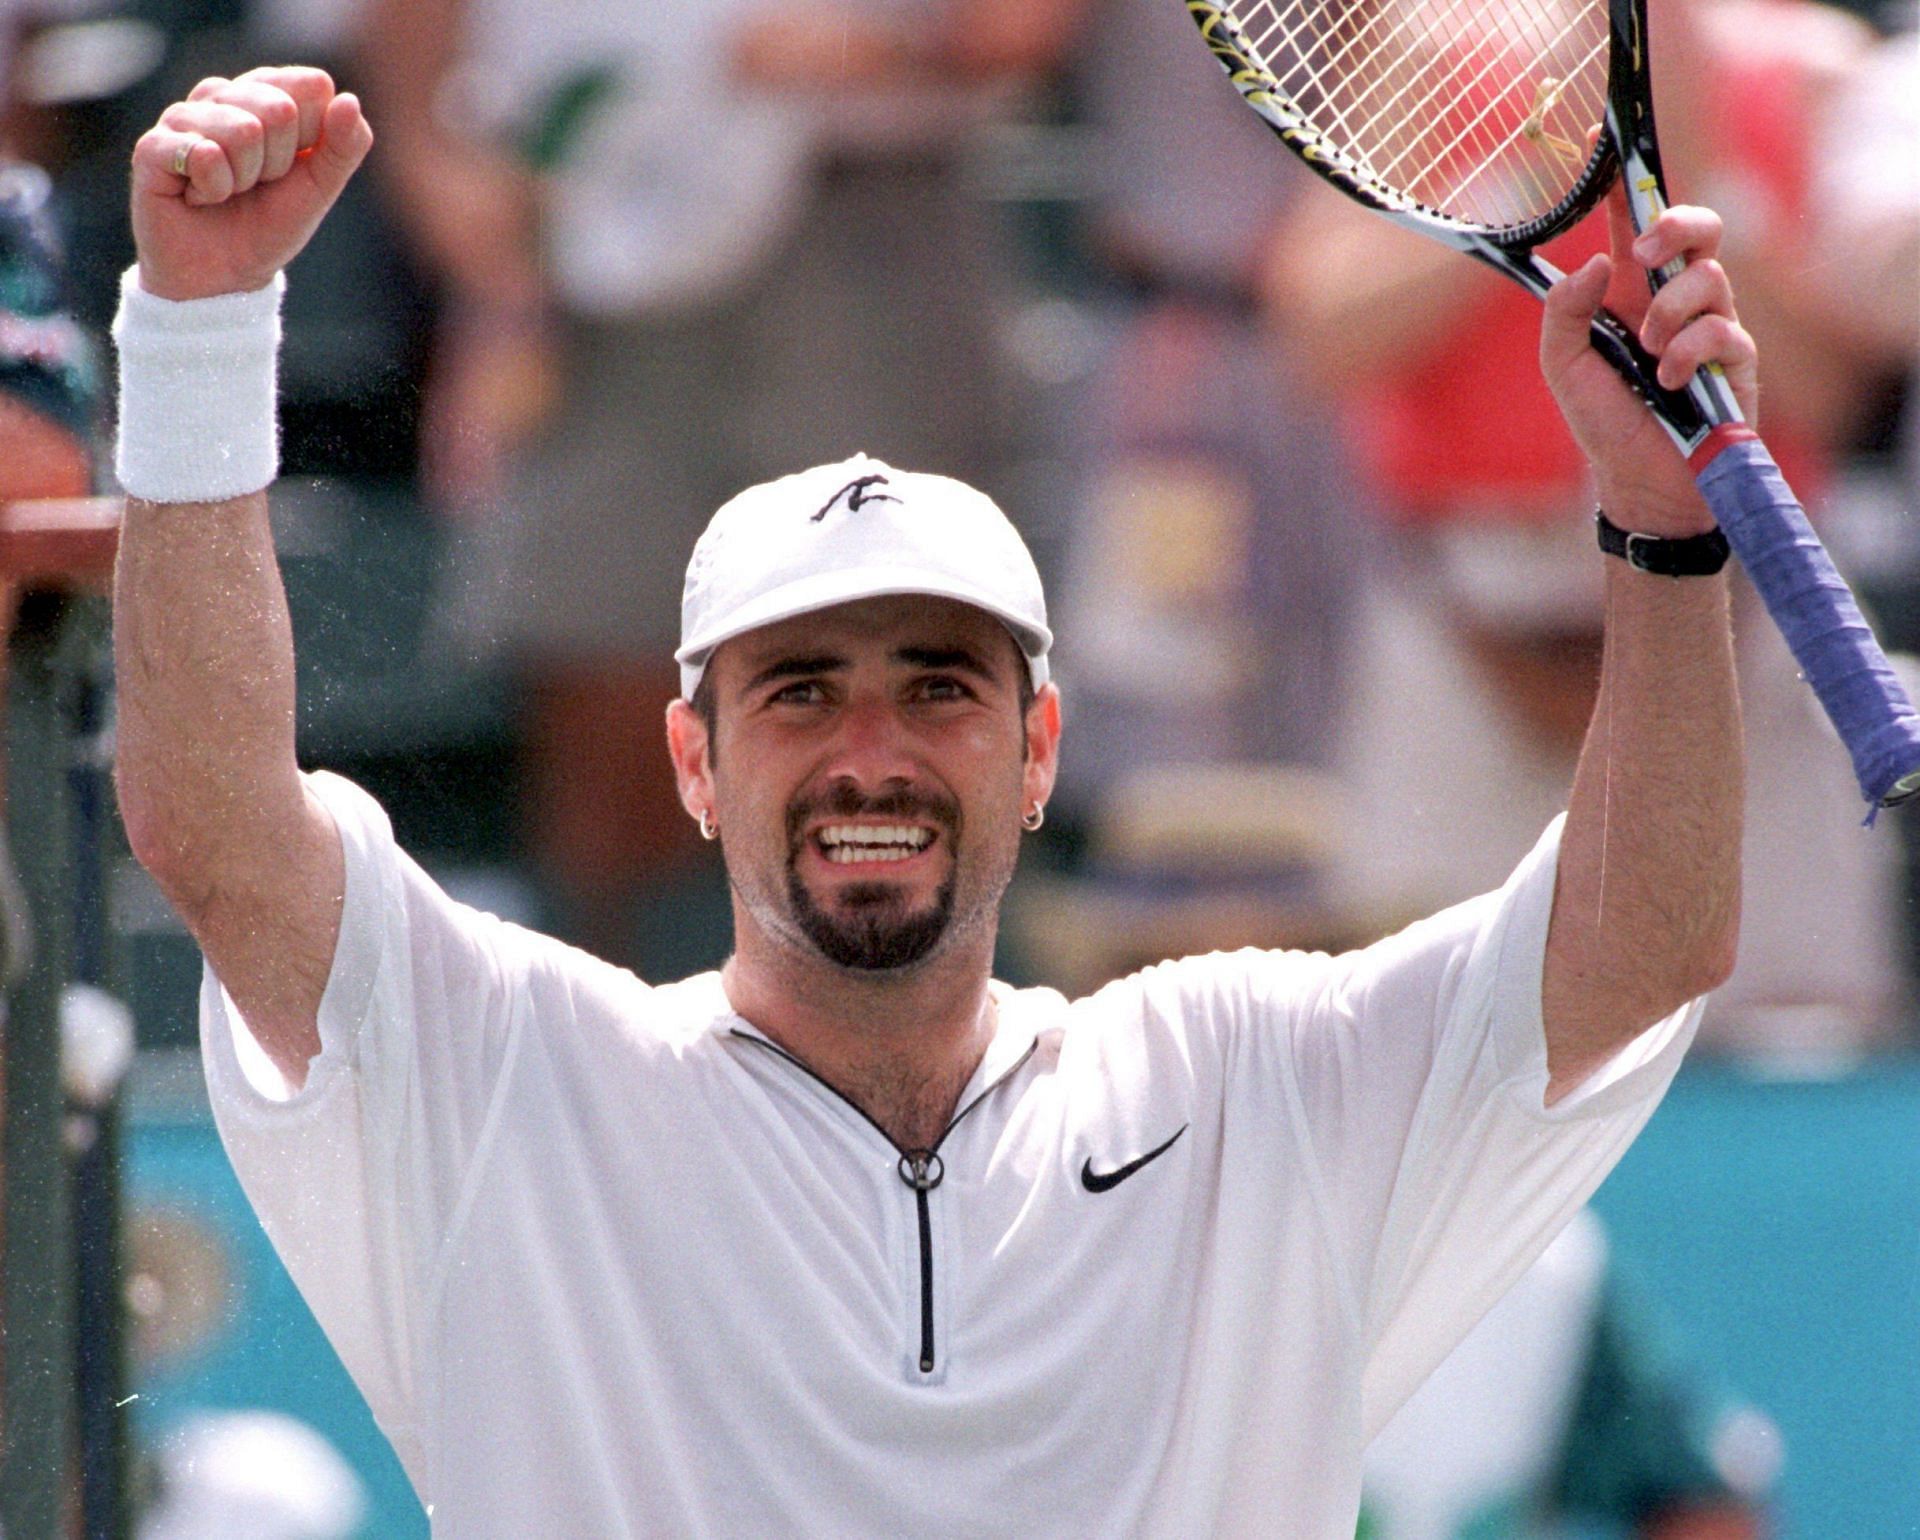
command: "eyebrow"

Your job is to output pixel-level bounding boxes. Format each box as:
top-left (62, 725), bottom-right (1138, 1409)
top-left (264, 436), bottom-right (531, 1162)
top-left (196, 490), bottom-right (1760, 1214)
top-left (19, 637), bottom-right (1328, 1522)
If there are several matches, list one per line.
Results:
top-left (895, 644), bottom-right (1000, 679)
top-left (742, 654), bottom-right (848, 693)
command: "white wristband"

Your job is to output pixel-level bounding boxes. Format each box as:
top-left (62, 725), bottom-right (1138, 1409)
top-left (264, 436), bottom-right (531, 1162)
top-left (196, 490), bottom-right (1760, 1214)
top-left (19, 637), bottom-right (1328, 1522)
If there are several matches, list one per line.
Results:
top-left (112, 266), bottom-right (284, 503)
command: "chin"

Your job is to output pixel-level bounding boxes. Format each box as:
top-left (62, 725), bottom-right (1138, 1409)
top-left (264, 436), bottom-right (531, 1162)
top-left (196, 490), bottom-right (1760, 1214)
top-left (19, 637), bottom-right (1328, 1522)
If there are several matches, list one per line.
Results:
top-left (791, 873), bottom-right (956, 973)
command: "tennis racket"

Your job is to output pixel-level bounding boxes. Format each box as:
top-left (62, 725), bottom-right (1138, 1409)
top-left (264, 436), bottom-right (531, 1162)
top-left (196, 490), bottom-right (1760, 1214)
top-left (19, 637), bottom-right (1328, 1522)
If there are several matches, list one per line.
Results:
top-left (1184, 0), bottom-right (1920, 813)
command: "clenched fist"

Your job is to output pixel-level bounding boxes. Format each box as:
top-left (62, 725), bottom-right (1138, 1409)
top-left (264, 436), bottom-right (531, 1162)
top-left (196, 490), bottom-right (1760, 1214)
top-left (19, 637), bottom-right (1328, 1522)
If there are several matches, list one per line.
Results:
top-left (131, 66), bottom-right (373, 302)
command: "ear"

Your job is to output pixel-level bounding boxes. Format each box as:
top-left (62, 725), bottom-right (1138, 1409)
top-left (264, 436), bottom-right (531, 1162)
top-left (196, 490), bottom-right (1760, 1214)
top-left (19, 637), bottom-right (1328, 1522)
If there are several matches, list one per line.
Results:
top-left (665, 699), bottom-right (714, 825)
top-left (1022, 683), bottom-right (1062, 818)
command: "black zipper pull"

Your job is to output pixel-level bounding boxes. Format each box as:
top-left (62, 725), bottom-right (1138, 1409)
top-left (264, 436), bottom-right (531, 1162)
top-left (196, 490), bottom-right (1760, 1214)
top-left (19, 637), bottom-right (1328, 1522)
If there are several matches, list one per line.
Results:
top-left (898, 1151), bottom-right (945, 1373)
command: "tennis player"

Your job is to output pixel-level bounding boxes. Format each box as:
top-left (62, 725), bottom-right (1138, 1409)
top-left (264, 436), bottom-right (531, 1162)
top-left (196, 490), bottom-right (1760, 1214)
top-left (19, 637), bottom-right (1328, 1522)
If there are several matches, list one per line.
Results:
top-left (114, 68), bottom-right (1750, 1536)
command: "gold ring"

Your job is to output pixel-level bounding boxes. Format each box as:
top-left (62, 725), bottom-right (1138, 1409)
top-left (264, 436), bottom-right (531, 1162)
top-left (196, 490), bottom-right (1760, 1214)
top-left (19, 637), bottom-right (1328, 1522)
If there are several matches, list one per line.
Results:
top-left (171, 139), bottom-right (193, 178)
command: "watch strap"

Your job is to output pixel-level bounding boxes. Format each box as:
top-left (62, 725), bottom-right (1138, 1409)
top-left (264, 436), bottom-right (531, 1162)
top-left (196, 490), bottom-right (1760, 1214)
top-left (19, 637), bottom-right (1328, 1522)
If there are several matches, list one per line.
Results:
top-left (1595, 511), bottom-right (1731, 577)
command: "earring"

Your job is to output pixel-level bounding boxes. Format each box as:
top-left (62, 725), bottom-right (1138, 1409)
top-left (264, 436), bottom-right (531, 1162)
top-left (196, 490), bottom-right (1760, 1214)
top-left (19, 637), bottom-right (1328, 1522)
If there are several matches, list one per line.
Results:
top-left (1021, 804), bottom-right (1045, 833)
top-left (698, 809), bottom-right (719, 841)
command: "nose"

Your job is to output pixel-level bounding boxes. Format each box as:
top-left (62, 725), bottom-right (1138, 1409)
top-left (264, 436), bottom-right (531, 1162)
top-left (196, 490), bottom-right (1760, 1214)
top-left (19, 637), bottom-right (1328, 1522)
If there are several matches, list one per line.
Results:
top-left (821, 692), bottom-right (919, 791)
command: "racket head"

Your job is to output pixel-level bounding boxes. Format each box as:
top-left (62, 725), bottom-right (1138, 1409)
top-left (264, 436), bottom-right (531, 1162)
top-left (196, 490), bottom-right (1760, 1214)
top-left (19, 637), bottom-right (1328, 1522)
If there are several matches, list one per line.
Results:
top-left (1186, 0), bottom-right (1618, 251)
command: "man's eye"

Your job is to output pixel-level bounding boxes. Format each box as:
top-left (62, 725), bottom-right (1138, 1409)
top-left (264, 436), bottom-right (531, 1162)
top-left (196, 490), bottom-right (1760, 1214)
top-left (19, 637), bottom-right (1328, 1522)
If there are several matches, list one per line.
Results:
top-left (918, 676), bottom-right (971, 702)
top-left (771, 681), bottom-right (826, 705)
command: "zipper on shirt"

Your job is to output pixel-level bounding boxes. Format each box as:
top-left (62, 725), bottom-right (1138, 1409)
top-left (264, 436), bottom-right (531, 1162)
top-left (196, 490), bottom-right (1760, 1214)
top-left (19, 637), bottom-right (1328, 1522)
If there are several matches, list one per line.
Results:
top-left (897, 1149), bottom-right (944, 1372)
top-left (731, 1028), bottom-right (1035, 1377)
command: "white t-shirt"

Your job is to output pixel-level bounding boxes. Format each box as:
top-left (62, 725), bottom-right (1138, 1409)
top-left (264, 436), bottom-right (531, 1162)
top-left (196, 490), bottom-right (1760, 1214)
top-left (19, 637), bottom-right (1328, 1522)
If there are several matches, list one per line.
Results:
top-left (202, 773), bottom-right (1699, 1539)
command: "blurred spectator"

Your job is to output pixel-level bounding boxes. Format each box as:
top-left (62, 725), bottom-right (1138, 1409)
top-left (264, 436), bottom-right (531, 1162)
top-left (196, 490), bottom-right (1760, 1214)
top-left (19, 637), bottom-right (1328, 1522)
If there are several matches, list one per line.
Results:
top-left (1046, 0), bottom-right (1363, 836)
top-left (1808, 7), bottom-right (1919, 568)
top-left (996, 0), bottom-right (1376, 988)
top-left (1361, 1210), bottom-right (1778, 1540)
top-left (1809, 5), bottom-right (1917, 350)
top-left (357, 0), bottom-right (1074, 973)
top-left (1263, 0), bottom-right (1913, 1058)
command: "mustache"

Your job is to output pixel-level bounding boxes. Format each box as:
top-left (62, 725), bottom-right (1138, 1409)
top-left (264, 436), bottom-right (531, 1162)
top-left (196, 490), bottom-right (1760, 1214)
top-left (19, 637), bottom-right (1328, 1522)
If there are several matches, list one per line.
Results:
top-left (786, 782), bottom-right (961, 850)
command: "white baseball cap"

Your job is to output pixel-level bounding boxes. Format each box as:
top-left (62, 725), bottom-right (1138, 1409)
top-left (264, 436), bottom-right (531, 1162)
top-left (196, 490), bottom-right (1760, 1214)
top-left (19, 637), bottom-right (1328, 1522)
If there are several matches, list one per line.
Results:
top-left (676, 454), bottom-right (1053, 699)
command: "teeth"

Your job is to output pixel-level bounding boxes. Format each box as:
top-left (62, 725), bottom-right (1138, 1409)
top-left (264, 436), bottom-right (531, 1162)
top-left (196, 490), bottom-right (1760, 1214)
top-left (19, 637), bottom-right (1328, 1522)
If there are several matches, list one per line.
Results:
top-left (819, 824), bottom-right (932, 848)
top-left (817, 823), bottom-right (934, 863)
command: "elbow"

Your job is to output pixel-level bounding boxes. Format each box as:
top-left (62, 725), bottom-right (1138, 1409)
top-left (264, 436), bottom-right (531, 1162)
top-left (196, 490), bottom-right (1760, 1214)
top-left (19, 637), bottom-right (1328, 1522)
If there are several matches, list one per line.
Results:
top-left (1612, 910), bottom-right (1740, 1031)
top-left (115, 770), bottom-right (212, 917)
top-left (116, 769), bottom-right (169, 877)
top-left (1668, 910), bottom-right (1741, 1011)
top-left (1698, 925), bottom-right (1740, 997)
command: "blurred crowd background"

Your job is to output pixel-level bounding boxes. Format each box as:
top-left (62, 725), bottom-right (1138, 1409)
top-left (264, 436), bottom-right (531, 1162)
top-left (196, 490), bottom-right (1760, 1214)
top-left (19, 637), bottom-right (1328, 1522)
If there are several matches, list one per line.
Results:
top-left (0, 0), bottom-right (1915, 1534)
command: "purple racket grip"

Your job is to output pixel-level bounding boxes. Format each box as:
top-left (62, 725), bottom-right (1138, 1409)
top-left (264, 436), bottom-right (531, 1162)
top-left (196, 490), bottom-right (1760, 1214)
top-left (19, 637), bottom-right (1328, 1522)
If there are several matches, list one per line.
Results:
top-left (1693, 428), bottom-right (1920, 814)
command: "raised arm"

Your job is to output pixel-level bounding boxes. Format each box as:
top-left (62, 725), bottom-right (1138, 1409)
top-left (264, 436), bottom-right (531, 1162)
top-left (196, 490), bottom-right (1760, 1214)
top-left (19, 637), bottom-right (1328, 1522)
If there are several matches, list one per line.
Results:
top-left (113, 68), bottom-right (374, 1090)
top-left (1534, 195), bottom-right (1750, 1102)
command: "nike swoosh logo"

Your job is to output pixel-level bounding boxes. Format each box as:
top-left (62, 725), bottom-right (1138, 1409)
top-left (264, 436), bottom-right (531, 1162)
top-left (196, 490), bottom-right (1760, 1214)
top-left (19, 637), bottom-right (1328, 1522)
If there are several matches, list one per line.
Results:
top-left (1080, 1124), bottom-right (1189, 1193)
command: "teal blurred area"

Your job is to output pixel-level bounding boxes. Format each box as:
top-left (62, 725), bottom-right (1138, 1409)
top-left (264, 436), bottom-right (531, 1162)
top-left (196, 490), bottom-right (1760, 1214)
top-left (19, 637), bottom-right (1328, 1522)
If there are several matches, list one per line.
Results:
top-left (1588, 1055), bottom-right (1920, 1539)
top-left (123, 1051), bottom-right (1920, 1540)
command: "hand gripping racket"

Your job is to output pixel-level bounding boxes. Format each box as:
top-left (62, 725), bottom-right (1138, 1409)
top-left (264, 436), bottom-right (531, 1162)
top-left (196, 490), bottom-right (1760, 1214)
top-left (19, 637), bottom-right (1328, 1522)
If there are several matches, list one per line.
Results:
top-left (1184, 0), bottom-right (1920, 813)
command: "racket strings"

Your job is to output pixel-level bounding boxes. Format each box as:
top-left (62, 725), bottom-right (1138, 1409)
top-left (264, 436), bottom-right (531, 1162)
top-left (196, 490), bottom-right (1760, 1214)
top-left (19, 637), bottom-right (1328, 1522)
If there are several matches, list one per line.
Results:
top-left (1384, 14), bottom-right (1602, 211)
top-left (1219, 0), bottom-right (1607, 229)
top-left (1365, 24), bottom-right (1549, 186)
top-left (1329, 0), bottom-right (1598, 219)
top-left (1304, 0), bottom-right (1595, 213)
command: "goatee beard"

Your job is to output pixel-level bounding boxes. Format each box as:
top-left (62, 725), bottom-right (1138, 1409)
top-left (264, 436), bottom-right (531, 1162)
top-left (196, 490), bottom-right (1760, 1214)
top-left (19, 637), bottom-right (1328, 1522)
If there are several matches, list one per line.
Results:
top-left (786, 784), bottom-right (961, 972)
top-left (788, 867), bottom-right (957, 971)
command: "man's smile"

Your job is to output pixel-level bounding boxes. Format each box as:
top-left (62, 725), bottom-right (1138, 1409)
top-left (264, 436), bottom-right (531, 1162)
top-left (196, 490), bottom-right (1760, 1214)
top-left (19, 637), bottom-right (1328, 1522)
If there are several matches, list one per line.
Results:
top-left (814, 823), bottom-right (938, 865)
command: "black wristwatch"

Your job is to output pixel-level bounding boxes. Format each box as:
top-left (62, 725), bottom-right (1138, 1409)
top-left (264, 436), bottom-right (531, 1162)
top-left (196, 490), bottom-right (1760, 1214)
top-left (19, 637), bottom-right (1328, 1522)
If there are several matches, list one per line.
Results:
top-left (1595, 511), bottom-right (1731, 577)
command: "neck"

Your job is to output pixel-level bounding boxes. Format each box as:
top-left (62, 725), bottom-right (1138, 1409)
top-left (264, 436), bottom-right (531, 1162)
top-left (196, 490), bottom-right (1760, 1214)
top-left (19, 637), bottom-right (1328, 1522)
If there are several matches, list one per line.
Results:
top-left (722, 924), bottom-right (1000, 1153)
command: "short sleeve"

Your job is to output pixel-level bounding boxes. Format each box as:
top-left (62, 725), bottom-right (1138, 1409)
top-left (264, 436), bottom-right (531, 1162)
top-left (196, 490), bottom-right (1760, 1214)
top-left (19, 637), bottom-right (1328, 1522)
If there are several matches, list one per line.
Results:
top-left (199, 771), bottom-right (548, 1482)
top-left (1201, 816), bottom-right (1701, 1437)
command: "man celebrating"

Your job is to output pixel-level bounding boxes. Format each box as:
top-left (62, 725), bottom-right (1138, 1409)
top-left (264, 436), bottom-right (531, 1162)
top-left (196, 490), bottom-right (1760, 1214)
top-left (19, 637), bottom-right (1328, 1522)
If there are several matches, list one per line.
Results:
top-left (114, 68), bottom-right (1746, 1536)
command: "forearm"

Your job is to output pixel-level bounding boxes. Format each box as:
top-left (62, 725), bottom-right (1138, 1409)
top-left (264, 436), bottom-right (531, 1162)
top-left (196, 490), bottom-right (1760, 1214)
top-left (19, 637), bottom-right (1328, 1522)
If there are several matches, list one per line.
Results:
top-left (1543, 561), bottom-right (1742, 1097)
top-left (114, 489), bottom-right (341, 1086)
top-left (112, 490), bottom-right (305, 892)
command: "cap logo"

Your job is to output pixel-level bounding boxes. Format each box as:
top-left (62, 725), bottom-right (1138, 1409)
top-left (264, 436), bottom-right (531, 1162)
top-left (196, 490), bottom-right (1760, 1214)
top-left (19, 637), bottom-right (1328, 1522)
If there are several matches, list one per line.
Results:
top-left (814, 474), bottom-right (902, 522)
